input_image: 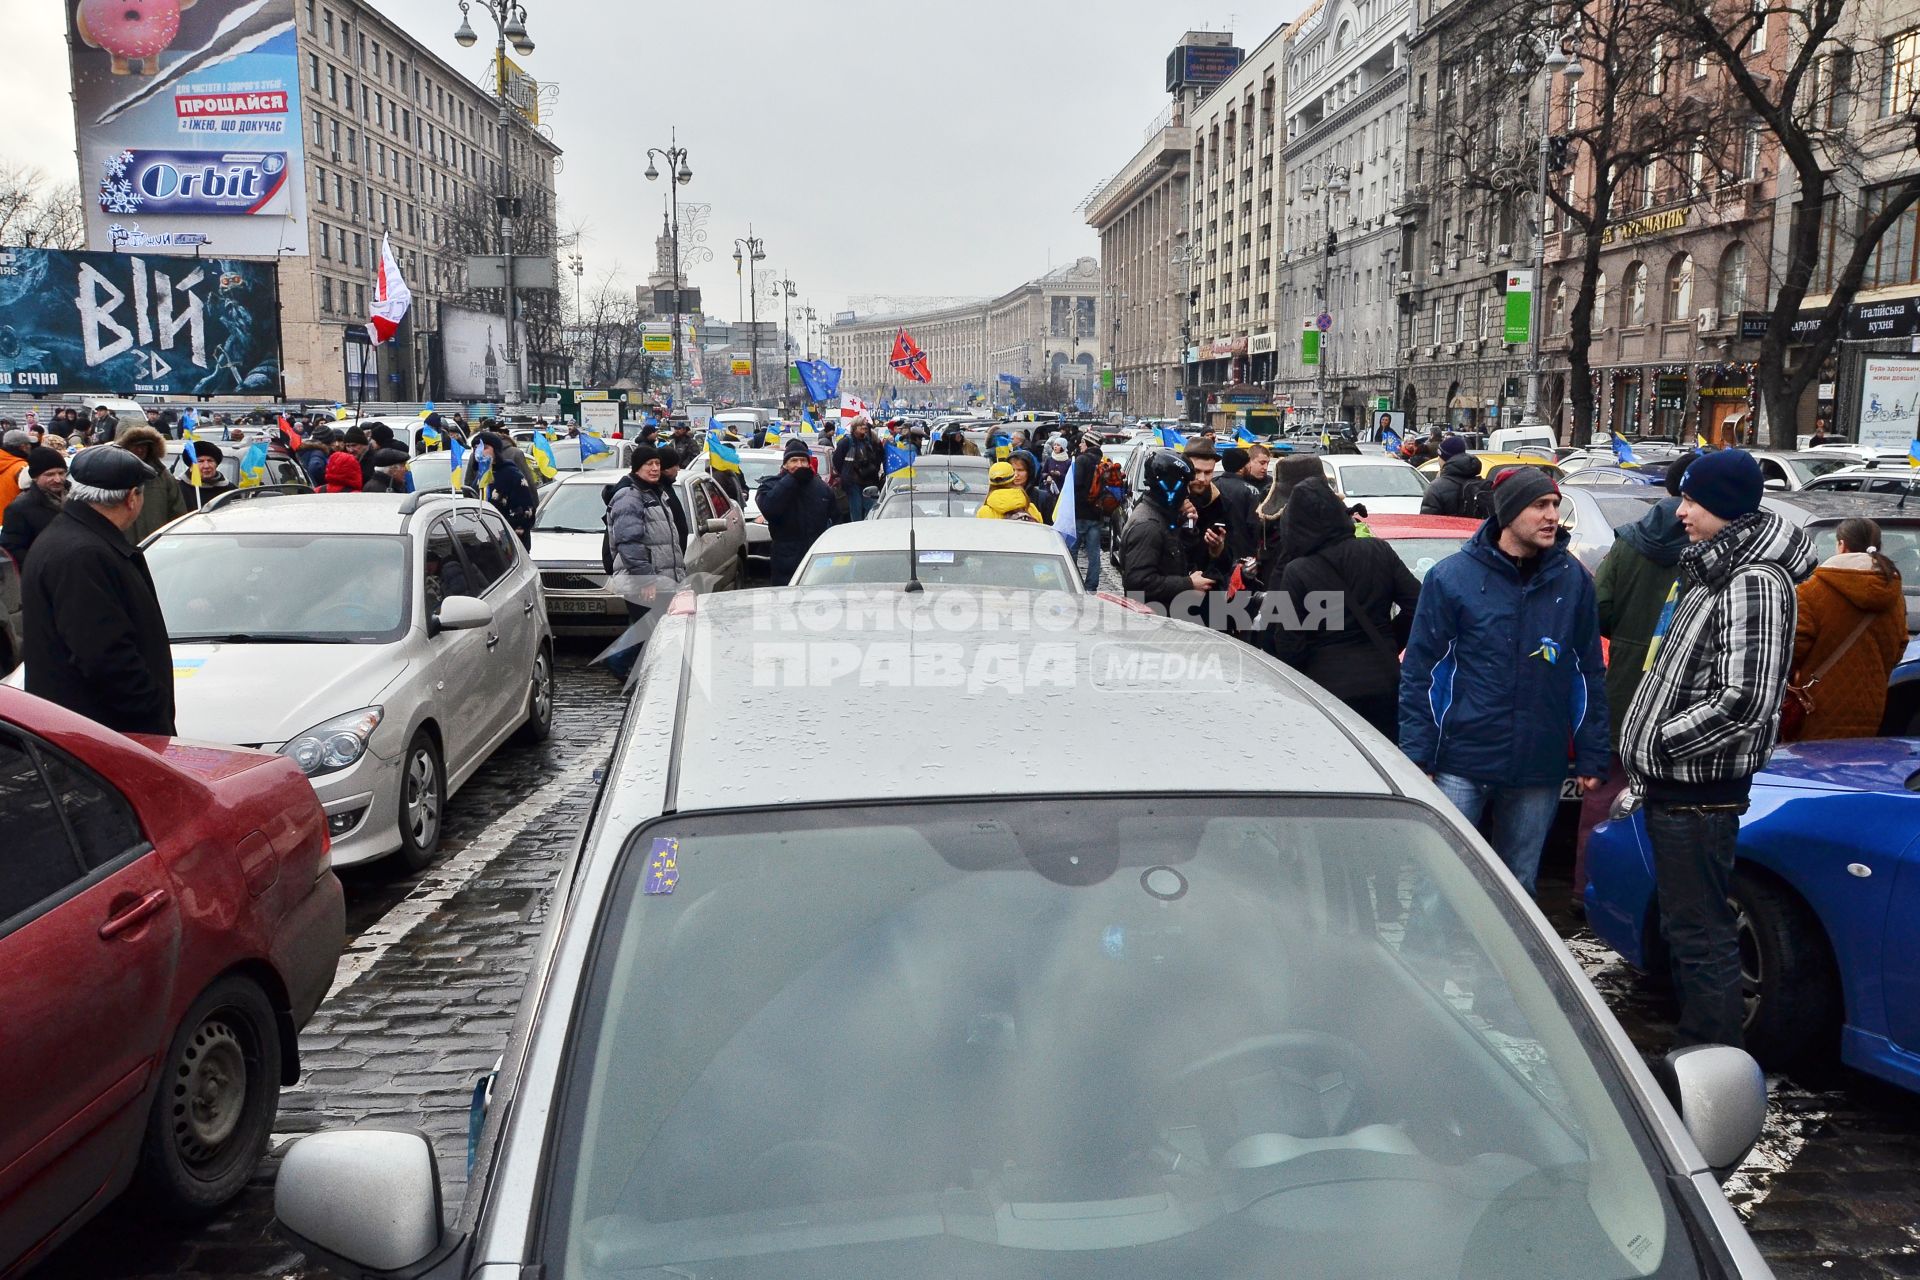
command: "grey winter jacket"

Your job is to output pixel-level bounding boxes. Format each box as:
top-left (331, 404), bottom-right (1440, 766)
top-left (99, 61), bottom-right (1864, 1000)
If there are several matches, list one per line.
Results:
top-left (607, 478), bottom-right (687, 584)
top-left (1620, 510), bottom-right (1816, 797)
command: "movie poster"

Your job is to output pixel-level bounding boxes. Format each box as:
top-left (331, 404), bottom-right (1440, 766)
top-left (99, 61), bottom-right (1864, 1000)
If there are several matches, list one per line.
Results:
top-left (67, 0), bottom-right (309, 257)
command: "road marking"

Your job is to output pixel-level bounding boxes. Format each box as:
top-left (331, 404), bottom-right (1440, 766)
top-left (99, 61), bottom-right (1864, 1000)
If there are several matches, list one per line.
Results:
top-left (323, 729), bottom-right (617, 1001)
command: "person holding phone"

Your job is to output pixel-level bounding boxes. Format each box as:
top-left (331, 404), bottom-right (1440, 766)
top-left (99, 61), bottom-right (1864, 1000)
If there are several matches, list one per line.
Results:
top-left (1180, 443), bottom-right (1233, 628)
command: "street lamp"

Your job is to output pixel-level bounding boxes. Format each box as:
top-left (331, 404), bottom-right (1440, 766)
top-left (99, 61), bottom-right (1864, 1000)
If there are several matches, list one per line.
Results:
top-left (1514, 39), bottom-right (1581, 431)
top-left (454, 0), bottom-right (537, 403)
top-left (1310, 162), bottom-right (1352, 428)
top-left (645, 132), bottom-right (694, 409)
top-left (769, 274), bottom-right (798, 401)
top-left (732, 230), bottom-right (766, 398)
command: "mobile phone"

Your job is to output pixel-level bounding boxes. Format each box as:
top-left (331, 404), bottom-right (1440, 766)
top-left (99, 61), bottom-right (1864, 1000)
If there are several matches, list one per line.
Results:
top-left (1210, 521), bottom-right (1227, 532)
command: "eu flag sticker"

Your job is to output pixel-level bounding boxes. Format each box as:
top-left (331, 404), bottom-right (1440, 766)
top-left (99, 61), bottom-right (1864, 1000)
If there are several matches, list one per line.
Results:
top-left (644, 837), bottom-right (681, 896)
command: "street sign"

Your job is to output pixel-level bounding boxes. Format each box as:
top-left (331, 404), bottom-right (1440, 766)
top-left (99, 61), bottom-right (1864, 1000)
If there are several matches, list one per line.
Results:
top-left (1316, 312), bottom-right (1333, 332)
top-left (730, 358), bottom-right (752, 376)
top-left (1301, 317), bottom-right (1320, 367)
top-left (466, 255), bottom-right (559, 290)
top-left (642, 334), bottom-right (674, 354)
top-left (342, 324), bottom-right (371, 346)
top-left (1373, 395), bottom-right (1391, 412)
top-left (1504, 269), bottom-right (1534, 346)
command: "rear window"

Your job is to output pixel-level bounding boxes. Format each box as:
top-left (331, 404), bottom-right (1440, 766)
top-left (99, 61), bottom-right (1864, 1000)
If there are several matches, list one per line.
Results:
top-left (798, 550), bottom-right (1075, 591)
top-left (1809, 521), bottom-right (1920, 582)
top-left (1383, 537), bottom-right (1468, 581)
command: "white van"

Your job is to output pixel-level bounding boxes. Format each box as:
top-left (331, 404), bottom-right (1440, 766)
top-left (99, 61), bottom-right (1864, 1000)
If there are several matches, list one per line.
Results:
top-left (1487, 425), bottom-right (1557, 456)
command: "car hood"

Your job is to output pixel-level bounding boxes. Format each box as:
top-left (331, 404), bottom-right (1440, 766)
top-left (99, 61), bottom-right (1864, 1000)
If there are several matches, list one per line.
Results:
top-left (1761, 738), bottom-right (1920, 794)
top-left (170, 640), bottom-right (413, 748)
top-left (531, 530), bottom-right (604, 565)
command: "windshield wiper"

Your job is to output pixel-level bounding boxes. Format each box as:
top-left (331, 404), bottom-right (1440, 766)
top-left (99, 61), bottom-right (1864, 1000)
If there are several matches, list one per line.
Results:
top-left (539, 524), bottom-right (605, 533)
top-left (171, 632), bottom-right (354, 644)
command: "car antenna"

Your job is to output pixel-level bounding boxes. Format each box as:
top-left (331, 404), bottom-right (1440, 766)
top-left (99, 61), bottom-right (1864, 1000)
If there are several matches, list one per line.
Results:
top-left (905, 451), bottom-right (924, 594)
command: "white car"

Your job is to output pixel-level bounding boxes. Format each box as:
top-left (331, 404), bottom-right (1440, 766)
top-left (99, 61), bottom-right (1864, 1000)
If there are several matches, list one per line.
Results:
top-left (1319, 455), bottom-right (1430, 515)
top-left (163, 439), bottom-right (312, 491)
top-left (140, 493), bottom-right (548, 870)
top-left (1799, 464), bottom-right (1920, 496)
top-left (530, 469), bottom-right (747, 634)
top-left (793, 516), bottom-right (1081, 591)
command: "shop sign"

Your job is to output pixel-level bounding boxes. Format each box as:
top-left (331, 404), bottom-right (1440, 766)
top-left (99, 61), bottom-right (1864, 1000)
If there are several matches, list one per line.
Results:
top-left (1697, 384), bottom-right (1749, 399)
top-left (1250, 331), bottom-right (1277, 355)
top-left (1656, 375), bottom-right (1688, 412)
top-left (1598, 205), bottom-right (1692, 246)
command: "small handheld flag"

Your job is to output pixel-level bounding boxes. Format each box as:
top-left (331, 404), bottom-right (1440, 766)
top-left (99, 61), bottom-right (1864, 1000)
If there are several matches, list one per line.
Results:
top-left (1233, 423), bottom-right (1259, 445)
top-left (182, 439), bottom-right (202, 487)
top-left (707, 434), bottom-right (744, 475)
top-left (1157, 426), bottom-right (1186, 451)
top-left (1053, 450), bottom-right (1078, 550)
top-left (883, 443), bottom-right (917, 480)
top-left (530, 432), bottom-right (560, 481)
top-left (238, 442), bottom-right (268, 488)
top-left (799, 409), bottom-right (818, 437)
top-left (1908, 439), bottom-right (1920, 468)
top-left (1611, 434), bottom-right (1637, 465)
top-left (179, 409), bottom-right (198, 441)
top-left (276, 414), bottom-right (302, 453)
top-left (579, 432), bottom-right (611, 461)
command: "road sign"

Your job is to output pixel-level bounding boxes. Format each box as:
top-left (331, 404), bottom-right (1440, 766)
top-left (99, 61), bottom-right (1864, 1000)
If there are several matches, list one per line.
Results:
top-left (730, 358), bottom-right (752, 376)
top-left (466, 255), bottom-right (559, 290)
top-left (1317, 313), bottom-right (1333, 332)
top-left (642, 334), bottom-right (673, 354)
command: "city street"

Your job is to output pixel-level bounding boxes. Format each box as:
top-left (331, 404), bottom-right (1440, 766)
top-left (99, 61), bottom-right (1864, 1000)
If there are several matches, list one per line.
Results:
top-left (34, 639), bottom-right (1920, 1280)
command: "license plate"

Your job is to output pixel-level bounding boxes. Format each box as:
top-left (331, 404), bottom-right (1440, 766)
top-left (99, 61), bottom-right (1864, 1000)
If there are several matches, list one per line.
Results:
top-left (1559, 777), bottom-right (1584, 802)
top-left (548, 597), bottom-right (608, 616)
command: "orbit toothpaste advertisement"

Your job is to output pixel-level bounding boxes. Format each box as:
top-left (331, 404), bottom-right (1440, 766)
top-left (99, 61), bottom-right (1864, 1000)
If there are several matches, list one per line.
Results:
top-left (67, 0), bottom-right (309, 258)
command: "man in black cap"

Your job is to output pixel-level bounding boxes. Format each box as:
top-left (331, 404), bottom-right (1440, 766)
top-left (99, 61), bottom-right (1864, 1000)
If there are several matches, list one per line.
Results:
top-left (1399, 465), bottom-right (1608, 896)
top-left (22, 446), bottom-right (175, 736)
top-left (178, 440), bottom-right (232, 506)
top-left (363, 447), bottom-right (413, 493)
top-left (1, 447), bottom-right (68, 567)
top-left (755, 436), bottom-right (835, 586)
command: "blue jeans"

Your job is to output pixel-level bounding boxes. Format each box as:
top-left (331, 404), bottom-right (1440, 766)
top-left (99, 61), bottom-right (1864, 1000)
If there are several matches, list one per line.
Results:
top-left (846, 483), bottom-right (872, 522)
top-left (1075, 519), bottom-right (1103, 592)
top-left (1433, 774), bottom-right (1560, 895)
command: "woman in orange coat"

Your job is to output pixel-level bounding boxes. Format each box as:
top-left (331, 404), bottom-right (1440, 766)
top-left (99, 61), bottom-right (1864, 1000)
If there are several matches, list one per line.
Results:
top-left (1791, 517), bottom-right (1907, 740)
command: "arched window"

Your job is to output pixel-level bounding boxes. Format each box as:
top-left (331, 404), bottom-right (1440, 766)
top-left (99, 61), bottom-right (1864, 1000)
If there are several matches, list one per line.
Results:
top-left (1718, 243), bottom-right (1749, 314)
top-left (1666, 252), bottom-right (1695, 321)
top-left (1624, 262), bottom-right (1648, 326)
top-left (1594, 272), bottom-right (1611, 329)
top-left (1336, 19), bottom-right (1353, 50)
top-left (1550, 278), bottom-right (1569, 333)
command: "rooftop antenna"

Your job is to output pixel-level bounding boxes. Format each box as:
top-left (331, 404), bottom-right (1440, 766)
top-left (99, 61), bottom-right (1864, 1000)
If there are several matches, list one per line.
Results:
top-left (904, 434), bottom-right (924, 593)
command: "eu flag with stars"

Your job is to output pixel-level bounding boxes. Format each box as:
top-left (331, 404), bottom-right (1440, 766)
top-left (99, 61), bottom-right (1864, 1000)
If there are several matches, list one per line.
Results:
top-left (884, 444), bottom-right (917, 478)
top-left (644, 837), bottom-right (680, 895)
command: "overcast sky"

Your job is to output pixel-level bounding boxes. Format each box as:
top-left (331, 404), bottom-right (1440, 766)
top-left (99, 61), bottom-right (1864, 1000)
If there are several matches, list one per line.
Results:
top-left (6, 1), bottom-right (1298, 322)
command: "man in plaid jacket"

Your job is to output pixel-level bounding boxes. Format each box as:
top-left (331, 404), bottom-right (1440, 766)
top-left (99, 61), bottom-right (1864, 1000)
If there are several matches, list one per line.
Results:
top-left (1620, 450), bottom-right (1815, 1049)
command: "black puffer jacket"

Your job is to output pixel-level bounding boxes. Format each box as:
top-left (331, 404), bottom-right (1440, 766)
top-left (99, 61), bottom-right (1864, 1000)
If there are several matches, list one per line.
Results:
top-left (1119, 496), bottom-right (1190, 609)
top-left (1420, 453), bottom-right (1483, 516)
top-left (1272, 478), bottom-right (1422, 703)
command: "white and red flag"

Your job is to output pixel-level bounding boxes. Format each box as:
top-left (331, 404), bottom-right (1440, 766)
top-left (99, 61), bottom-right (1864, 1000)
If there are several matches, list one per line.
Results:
top-left (840, 393), bottom-right (870, 420)
top-left (368, 233), bottom-right (412, 344)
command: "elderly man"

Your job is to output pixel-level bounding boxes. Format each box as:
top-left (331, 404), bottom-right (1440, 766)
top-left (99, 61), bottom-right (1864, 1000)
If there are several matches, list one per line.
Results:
top-left (21, 447), bottom-right (175, 736)
top-left (1, 447), bottom-right (68, 567)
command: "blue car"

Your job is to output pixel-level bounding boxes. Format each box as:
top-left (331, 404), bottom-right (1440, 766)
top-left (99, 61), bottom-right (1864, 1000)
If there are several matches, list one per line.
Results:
top-left (1585, 738), bottom-right (1920, 1093)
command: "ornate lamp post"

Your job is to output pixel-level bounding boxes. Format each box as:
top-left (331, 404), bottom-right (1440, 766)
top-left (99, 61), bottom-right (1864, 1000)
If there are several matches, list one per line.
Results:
top-left (732, 230), bottom-right (766, 398)
top-left (643, 135), bottom-right (694, 408)
top-left (455, 0), bottom-right (535, 403)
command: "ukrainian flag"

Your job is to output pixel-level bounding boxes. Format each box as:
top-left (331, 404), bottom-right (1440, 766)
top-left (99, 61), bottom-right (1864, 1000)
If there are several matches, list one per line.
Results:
top-left (238, 442), bottom-right (268, 488)
top-left (579, 432), bottom-right (611, 461)
top-left (1157, 426), bottom-right (1186, 451)
top-left (183, 439), bottom-right (202, 488)
top-left (884, 443), bottom-right (916, 481)
top-left (1234, 423), bottom-right (1259, 445)
top-left (179, 410), bottom-right (199, 441)
top-left (707, 434), bottom-right (744, 475)
top-left (530, 432), bottom-right (560, 481)
top-left (1908, 439), bottom-right (1920, 468)
top-left (799, 409), bottom-right (818, 437)
top-left (766, 419), bottom-right (783, 441)
top-left (420, 420), bottom-right (442, 447)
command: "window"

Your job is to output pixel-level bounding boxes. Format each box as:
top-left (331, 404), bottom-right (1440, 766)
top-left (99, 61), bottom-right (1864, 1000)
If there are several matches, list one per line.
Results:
top-left (320, 276), bottom-right (334, 314)
top-left (1742, 122), bottom-right (1764, 179)
top-left (1825, 50), bottom-right (1855, 127)
top-left (1666, 253), bottom-right (1695, 321)
top-left (354, 283), bottom-right (365, 315)
top-left (1751, 0), bottom-right (1769, 52)
top-left (1718, 243), bottom-right (1749, 313)
top-left (1650, 36), bottom-right (1665, 94)
top-left (424, 518), bottom-right (468, 611)
top-left (453, 512), bottom-right (512, 591)
top-left (1689, 139), bottom-right (1708, 196)
top-left (308, 53), bottom-right (319, 91)
top-left (0, 732), bottom-right (85, 926)
top-left (1624, 261), bottom-right (1648, 326)
top-left (328, 65), bottom-right (338, 102)
top-left (1641, 159), bottom-right (1659, 210)
top-left (1883, 29), bottom-right (1920, 115)
top-left (318, 223), bottom-right (330, 259)
top-left (1550, 279), bottom-right (1568, 333)
top-left (1594, 272), bottom-right (1610, 328)
top-left (38, 750), bottom-right (143, 870)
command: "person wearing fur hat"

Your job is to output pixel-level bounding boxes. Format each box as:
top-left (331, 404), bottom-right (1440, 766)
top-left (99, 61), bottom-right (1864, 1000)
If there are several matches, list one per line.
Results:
top-left (114, 425), bottom-right (190, 542)
top-left (21, 445), bottom-right (174, 735)
top-left (1400, 465), bottom-right (1609, 896)
top-left (1, 447), bottom-right (68, 567)
top-left (178, 440), bottom-right (233, 506)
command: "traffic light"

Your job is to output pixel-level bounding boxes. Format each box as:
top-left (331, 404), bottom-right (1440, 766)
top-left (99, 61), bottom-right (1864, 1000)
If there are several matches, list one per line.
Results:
top-left (1547, 135), bottom-right (1572, 171)
top-left (1326, 230), bottom-right (1339, 255)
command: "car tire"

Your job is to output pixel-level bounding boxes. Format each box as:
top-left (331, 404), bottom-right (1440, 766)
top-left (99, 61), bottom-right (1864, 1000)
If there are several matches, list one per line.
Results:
top-left (132, 976), bottom-right (281, 1217)
top-left (1734, 870), bottom-right (1840, 1068)
top-left (392, 730), bottom-right (446, 873)
top-left (513, 645), bottom-right (554, 745)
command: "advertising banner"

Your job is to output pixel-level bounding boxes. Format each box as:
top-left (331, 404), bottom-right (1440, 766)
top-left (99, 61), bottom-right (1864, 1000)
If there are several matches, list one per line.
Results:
top-left (69, 0), bottom-right (309, 257)
top-left (0, 246), bottom-right (279, 395)
top-left (1300, 318), bottom-right (1319, 367)
top-left (441, 304), bottom-right (526, 400)
top-left (1857, 357), bottom-right (1920, 451)
top-left (1503, 270), bottom-right (1534, 346)
top-left (731, 358), bottom-right (752, 376)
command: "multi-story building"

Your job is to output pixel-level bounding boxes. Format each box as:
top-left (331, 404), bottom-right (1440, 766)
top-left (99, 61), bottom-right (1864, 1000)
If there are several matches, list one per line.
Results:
top-left (824, 258), bottom-right (1102, 407)
top-left (1273, 0), bottom-right (1412, 427)
top-left (1185, 30), bottom-right (1284, 427)
top-left (282, 0), bottom-right (561, 401)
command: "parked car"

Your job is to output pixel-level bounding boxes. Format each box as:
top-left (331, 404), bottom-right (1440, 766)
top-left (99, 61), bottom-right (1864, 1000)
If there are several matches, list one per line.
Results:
top-left (879, 456), bottom-right (991, 506)
top-left (1561, 464), bottom-right (1664, 487)
top-left (2, 492), bottom-right (558, 871)
top-left (872, 489), bottom-right (985, 519)
top-left (1586, 737), bottom-right (1920, 1092)
top-left (793, 516), bottom-right (1081, 590)
top-left (1798, 465), bottom-right (1920, 497)
top-left (1561, 485), bottom-right (1666, 574)
top-left (1763, 490), bottom-right (1920, 632)
top-left (273, 586), bottom-right (1776, 1280)
top-left (1416, 452), bottom-right (1567, 486)
top-left (1746, 450), bottom-right (1856, 492)
top-left (0, 686), bottom-right (343, 1273)
top-left (685, 446), bottom-right (798, 566)
top-left (1364, 514), bottom-right (1480, 581)
top-left (1319, 455), bottom-right (1429, 515)
top-left (343, 415), bottom-right (471, 457)
top-left (529, 468), bottom-right (746, 635)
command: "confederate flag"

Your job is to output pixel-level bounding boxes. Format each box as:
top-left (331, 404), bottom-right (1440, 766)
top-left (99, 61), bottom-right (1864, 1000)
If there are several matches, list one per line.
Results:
top-left (890, 328), bottom-right (931, 383)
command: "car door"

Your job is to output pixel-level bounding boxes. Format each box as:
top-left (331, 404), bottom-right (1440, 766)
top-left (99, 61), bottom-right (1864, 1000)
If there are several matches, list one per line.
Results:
top-left (1883, 836), bottom-right (1920, 1055)
top-left (420, 515), bottom-right (495, 782)
top-left (0, 728), bottom-right (179, 1267)
top-left (449, 512), bottom-right (526, 753)
top-left (677, 478), bottom-right (720, 583)
top-left (700, 477), bottom-right (746, 587)
top-left (468, 507), bottom-right (541, 719)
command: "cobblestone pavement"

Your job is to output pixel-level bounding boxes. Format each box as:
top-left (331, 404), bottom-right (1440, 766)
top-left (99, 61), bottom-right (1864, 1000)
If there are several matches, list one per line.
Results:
top-left (46, 633), bottom-right (1920, 1279)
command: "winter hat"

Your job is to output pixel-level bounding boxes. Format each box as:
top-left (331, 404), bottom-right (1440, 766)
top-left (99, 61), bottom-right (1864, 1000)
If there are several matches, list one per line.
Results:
top-left (1439, 435), bottom-right (1467, 459)
top-left (27, 446), bottom-right (66, 477)
top-left (193, 441), bottom-right (225, 463)
top-left (369, 447), bottom-right (410, 469)
top-left (1664, 451), bottom-right (1699, 497)
top-left (988, 461), bottom-right (1018, 488)
top-left (1680, 450), bottom-right (1764, 520)
top-left (70, 446), bottom-right (154, 490)
top-left (781, 436), bottom-right (812, 461)
top-left (1221, 446), bottom-right (1250, 474)
top-left (323, 451), bottom-right (364, 492)
top-left (627, 443), bottom-right (666, 472)
top-left (1491, 466), bottom-right (1561, 529)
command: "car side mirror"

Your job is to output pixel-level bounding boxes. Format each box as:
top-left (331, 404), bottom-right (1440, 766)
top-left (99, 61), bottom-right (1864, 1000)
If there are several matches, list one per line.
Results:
top-left (275, 1129), bottom-right (446, 1274)
top-left (1763, 478), bottom-right (1786, 491)
top-left (431, 595), bottom-right (492, 637)
top-left (1656, 1044), bottom-right (1767, 1179)
top-left (701, 517), bottom-right (728, 535)
top-left (863, 485), bottom-right (881, 500)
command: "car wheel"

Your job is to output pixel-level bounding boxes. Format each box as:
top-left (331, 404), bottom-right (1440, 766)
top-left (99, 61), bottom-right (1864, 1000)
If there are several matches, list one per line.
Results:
top-left (392, 730), bottom-right (446, 873)
top-left (132, 976), bottom-right (281, 1216)
top-left (513, 645), bottom-right (554, 745)
top-left (1733, 870), bottom-right (1839, 1068)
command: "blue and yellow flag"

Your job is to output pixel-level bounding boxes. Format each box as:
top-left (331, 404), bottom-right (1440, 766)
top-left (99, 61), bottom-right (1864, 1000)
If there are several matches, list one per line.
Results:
top-left (579, 432), bottom-right (611, 461)
top-left (884, 443), bottom-right (917, 480)
top-left (1611, 434), bottom-right (1637, 466)
top-left (182, 439), bottom-right (202, 488)
top-left (1233, 423), bottom-right (1258, 445)
top-left (799, 409), bottom-right (819, 437)
top-left (420, 420), bottom-right (442, 447)
top-left (238, 441), bottom-right (268, 488)
top-left (707, 434), bottom-right (744, 475)
top-left (179, 410), bottom-right (198, 441)
top-left (1908, 439), bottom-right (1920, 469)
top-left (530, 432), bottom-right (560, 481)
top-left (1157, 426), bottom-right (1186, 451)
top-left (449, 437), bottom-right (467, 480)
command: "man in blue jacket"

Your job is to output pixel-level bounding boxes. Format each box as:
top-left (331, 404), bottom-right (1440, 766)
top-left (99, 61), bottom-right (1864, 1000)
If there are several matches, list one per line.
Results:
top-left (1399, 467), bottom-right (1608, 893)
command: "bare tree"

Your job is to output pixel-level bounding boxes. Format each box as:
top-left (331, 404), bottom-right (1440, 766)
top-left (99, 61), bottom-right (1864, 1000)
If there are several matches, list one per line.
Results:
top-left (1672, 0), bottom-right (1920, 444)
top-left (0, 162), bottom-right (86, 249)
top-left (1019, 371), bottom-right (1071, 412)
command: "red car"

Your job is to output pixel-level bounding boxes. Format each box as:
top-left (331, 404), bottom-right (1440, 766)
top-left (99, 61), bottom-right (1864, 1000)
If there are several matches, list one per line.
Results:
top-left (0, 688), bottom-right (344, 1276)
top-left (1364, 513), bottom-right (1481, 581)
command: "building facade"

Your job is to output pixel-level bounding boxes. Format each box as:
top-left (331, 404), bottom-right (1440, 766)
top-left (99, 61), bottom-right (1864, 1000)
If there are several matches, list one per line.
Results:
top-left (284, 0), bottom-right (561, 402)
top-left (1084, 118), bottom-right (1193, 420)
top-left (1273, 0), bottom-right (1412, 427)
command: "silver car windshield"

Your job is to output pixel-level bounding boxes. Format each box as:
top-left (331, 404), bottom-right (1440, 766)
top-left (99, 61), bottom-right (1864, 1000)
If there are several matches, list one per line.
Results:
top-left (150, 533), bottom-right (409, 643)
top-left (536, 483), bottom-right (614, 533)
top-left (546, 798), bottom-right (1693, 1280)
top-left (797, 550), bottom-right (1076, 592)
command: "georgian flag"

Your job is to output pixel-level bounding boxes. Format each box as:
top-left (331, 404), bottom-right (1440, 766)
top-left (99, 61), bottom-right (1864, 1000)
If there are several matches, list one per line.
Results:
top-left (840, 394), bottom-right (869, 420)
top-left (368, 233), bottom-right (412, 345)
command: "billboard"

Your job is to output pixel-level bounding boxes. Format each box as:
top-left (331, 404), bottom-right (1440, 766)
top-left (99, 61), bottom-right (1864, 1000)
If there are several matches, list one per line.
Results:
top-left (69, 0), bottom-right (309, 257)
top-left (0, 246), bottom-right (279, 395)
top-left (440, 304), bottom-right (526, 400)
top-left (1166, 44), bottom-right (1245, 92)
top-left (1857, 357), bottom-right (1920, 452)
